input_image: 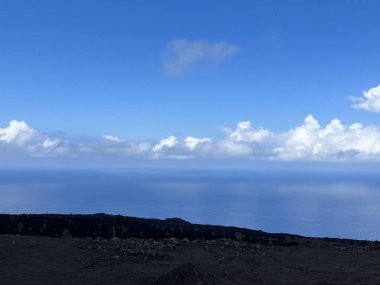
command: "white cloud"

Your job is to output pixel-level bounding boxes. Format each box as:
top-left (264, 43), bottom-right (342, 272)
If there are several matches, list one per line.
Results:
top-left (42, 138), bottom-right (60, 149)
top-left (351, 84), bottom-right (380, 113)
top-left (274, 115), bottom-right (380, 160)
top-left (184, 136), bottom-right (211, 150)
top-left (152, 136), bottom-right (178, 152)
top-left (120, 142), bottom-right (153, 155)
top-left (217, 140), bottom-right (252, 156)
top-left (163, 39), bottom-right (239, 76)
top-left (134, 142), bottom-right (152, 154)
top-left (4, 113), bottom-right (380, 162)
top-left (228, 120), bottom-right (271, 142)
top-left (213, 121), bottom-right (272, 158)
top-left (0, 120), bottom-right (35, 145)
top-left (103, 135), bottom-right (124, 143)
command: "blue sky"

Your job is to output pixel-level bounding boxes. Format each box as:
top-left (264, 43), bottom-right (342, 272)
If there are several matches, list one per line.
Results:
top-left (2, 1), bottom-right (380, 164)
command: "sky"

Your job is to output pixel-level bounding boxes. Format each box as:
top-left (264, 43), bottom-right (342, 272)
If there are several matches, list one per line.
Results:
top-left (1, 0), bottom-right (380, 165)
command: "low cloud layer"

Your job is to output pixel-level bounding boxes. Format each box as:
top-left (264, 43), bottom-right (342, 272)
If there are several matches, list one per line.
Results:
top-left (162, 39), bottom-right (239, 76)
top-left (3, 114), bottom-right (380, 162)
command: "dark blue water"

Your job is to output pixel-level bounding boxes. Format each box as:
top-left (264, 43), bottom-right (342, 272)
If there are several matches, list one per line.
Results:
top-left (1, 168), bottom-right (380, 240)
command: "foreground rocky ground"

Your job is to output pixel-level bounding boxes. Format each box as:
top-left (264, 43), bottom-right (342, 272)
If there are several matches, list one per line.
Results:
top-left (1, 214), bottom-right (380, 284)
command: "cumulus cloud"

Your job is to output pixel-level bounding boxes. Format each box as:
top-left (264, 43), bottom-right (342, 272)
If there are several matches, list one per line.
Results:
top-left (228, 121), bottom-right (271, 142)
top-left (275, 115), bottom-right (380, 160)
top-left (163, 39), bottom-right (239, 76)
top-left (212, 121), bottom-right (272, 157)
top-left (4, 114), bottom-right (380, 162)
top-left (151, 136), bottom-right (212, 159)
top-left (152, 136), bottom-right (178, 152)
top-left (351, 84), bottom-right (380, 113)
top-left (184, 136), bottom-right (211, 150)
top-left (0, 120), bottom-right (35, 145)
top-left (103, 135), bottom-right (124, 143)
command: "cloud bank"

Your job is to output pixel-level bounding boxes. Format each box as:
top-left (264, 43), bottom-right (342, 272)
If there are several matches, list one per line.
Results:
top-left (162, 39), bottom-right (239, 76)
top-left (2, 84), bottom-right (380, 162)
top-left (3, 114), bottom-right (380, 162)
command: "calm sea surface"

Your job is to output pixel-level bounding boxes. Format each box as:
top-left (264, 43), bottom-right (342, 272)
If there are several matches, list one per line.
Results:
top-left (1, 168), bottom-right (380, 240)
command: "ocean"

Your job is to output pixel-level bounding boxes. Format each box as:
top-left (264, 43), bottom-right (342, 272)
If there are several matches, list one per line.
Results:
top-left (1, 167), bottom-right (380, 240)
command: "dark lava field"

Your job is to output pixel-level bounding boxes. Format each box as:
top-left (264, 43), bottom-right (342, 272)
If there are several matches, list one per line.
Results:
top-left (1, 214), bottom-right (380, 284)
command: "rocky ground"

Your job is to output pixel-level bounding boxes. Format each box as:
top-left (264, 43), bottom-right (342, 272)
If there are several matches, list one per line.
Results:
top-left (2, 234), bottom-right (380, 284)
top-left (1, 214), bottom-right (380, 284)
